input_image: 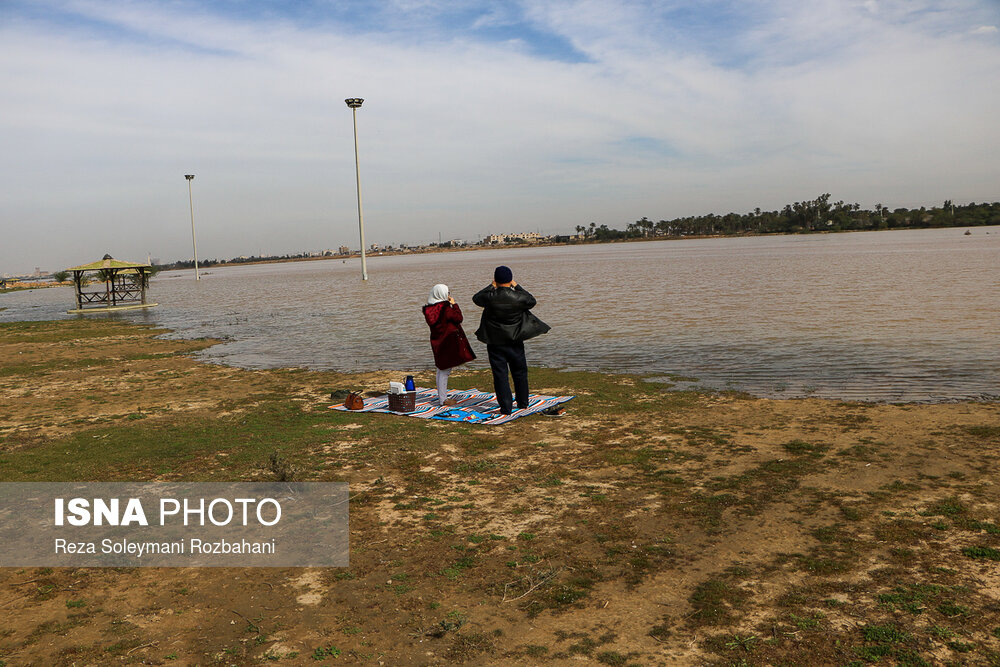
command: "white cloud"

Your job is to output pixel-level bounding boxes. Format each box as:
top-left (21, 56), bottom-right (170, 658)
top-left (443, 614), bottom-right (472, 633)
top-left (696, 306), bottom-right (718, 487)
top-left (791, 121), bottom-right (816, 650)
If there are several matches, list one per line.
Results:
top-left (1, 0), bottom-right (999, 273)
top-left (972, 25), bottom-right (998, 34)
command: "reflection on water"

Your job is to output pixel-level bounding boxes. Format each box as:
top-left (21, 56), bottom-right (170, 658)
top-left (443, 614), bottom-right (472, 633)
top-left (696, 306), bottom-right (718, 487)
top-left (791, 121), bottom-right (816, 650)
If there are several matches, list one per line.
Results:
top-left (3, 227), bottom-right (998, 402)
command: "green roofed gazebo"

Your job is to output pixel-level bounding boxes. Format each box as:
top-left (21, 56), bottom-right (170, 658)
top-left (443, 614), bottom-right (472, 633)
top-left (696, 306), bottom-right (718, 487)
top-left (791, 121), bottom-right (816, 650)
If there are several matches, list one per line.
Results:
top-left (66, 254), bottom-right (158, 314)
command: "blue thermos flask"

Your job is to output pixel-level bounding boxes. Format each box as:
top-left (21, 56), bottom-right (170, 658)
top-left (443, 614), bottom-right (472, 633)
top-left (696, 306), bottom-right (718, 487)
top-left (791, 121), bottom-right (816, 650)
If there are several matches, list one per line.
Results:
top-left (404, 375), bottom-right (415, 392)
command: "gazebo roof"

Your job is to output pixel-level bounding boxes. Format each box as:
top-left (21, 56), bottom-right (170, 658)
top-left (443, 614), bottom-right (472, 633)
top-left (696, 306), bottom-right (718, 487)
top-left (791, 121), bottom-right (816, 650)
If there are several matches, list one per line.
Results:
top-left (67, 255), bottom-right (150, 272)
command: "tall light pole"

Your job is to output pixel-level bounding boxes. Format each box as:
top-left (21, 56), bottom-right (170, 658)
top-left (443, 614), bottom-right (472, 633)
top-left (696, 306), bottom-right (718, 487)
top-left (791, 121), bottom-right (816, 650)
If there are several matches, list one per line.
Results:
top-left (184, 174), bottom-right (200, 281)
top-left (345, 98), bottom-right (368, 281)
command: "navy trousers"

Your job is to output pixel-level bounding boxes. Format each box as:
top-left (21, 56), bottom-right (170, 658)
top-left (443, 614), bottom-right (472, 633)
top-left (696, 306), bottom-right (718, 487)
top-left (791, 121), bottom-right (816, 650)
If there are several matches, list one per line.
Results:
top-left (486, 342), bottom-right (529, 414)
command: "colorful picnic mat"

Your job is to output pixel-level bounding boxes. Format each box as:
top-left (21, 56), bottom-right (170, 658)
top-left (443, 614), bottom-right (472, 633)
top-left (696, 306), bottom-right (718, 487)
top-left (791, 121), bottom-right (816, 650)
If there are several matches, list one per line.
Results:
top-left (329, 387), bottom-right (573, 425)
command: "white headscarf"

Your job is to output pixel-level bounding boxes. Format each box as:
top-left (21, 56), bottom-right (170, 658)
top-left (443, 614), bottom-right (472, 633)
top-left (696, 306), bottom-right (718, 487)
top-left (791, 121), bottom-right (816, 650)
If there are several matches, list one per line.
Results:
top-left (427, 284), bottom-right (450, 305)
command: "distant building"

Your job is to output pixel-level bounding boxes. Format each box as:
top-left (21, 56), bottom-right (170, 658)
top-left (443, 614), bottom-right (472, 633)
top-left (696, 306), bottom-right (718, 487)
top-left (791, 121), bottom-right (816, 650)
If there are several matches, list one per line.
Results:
top-left (486, 232), bottom-right (543, 245)
top-left (338, 246), bottom-right (350, 255)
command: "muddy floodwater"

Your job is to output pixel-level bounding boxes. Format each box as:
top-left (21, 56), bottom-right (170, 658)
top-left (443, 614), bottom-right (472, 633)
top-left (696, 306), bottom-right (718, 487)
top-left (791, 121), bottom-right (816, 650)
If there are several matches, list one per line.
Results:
top-left (3, 226), bottom-right (998, 402)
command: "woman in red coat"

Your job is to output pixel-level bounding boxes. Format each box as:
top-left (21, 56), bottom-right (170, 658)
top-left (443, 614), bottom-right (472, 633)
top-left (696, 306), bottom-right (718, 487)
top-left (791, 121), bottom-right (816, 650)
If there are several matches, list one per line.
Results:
top-left (423, 284), bottom-right (476, 406)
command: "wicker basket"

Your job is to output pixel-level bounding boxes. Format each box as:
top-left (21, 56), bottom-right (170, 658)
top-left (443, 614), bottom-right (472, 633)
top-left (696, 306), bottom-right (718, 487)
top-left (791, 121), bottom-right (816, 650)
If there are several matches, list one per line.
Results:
top-left (387, 391), bottom-right (416, 413)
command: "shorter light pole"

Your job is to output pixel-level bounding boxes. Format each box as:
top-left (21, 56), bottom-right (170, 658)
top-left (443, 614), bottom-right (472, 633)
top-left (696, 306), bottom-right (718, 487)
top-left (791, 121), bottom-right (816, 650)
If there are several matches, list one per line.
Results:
top-left (345, 97), bottom-right (368, 281)
top-left (184, 174), bottom-right (200, 281)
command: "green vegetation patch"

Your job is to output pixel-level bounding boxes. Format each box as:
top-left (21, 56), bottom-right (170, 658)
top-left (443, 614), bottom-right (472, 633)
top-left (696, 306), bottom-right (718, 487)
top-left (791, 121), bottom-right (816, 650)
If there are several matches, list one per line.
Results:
top-left (687, 578), bottom-right (748, 627)
top-left (311, 645), bottom-right (341, 659)
top-left (0, 319), bottom-right (164, 344)
top-left (919, 497), bottom-right (967, 517)
top-left (963, 425), bottom-right (1000, 439)
top-left (877, 583), bottom-right (947, 614)
top-left (708, 455), bottom-right (821, 518)
top-left (862, 624), bottom-right (910, 643)
top-left (961, 545), bottom-right (1000, 561)
top-left (782, 439), bottom-right (829, 457)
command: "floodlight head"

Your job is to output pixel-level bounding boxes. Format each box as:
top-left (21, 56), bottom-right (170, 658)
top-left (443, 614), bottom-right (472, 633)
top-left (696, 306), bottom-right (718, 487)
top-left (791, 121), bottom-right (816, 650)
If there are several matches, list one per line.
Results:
top-left (184, 174), bottom-right (195, 180)
top-left (345, 98), bottom-right (364, 108)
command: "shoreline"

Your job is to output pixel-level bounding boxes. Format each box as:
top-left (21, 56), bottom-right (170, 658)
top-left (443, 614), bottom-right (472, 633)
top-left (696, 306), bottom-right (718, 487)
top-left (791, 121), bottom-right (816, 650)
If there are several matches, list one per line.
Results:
top-left (152, 223), bottom-right (995, 272)
top-left (3, 310), bottom-right (995, 405)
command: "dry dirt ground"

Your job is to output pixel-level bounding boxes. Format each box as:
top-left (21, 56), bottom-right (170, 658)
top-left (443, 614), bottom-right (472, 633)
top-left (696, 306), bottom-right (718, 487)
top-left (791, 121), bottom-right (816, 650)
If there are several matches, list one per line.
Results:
top-left (1, 320), bottom-right (999, 667)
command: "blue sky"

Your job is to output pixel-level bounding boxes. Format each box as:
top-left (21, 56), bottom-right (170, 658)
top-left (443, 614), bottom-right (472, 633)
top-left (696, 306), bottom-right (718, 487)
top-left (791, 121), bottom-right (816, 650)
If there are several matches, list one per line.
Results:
top-left (1, 0), bottom-right (998, 273)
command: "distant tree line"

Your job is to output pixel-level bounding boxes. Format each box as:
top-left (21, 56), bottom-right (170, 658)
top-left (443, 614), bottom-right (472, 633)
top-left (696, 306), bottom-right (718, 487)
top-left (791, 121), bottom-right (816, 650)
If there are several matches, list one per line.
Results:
top-left (152, 196), bottom-right (999, 269)
top-left (572, 196), bottom-right (1000, 241)
top-left (159, 251), bottom-right (323, 271)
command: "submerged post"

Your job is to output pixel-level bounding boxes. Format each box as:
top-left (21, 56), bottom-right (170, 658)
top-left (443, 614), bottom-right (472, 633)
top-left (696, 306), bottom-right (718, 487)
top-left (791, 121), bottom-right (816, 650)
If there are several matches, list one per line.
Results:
top-left (185, 174), bottom-right (200, 281)
top-left (73, 271), bottom-right (83, 310)
top-left (345, 98), bottom-right (368, 281)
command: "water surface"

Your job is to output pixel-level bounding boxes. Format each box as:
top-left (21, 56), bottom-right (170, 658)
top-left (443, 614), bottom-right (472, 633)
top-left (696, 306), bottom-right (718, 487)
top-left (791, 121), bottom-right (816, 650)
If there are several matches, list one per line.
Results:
top-left (3, 227), bottom-right (998, 402)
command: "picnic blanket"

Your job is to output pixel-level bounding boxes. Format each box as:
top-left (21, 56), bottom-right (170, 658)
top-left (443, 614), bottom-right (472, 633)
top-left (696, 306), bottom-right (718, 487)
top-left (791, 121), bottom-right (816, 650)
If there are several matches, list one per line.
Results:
top-left (329, 387), bottom-right (573, 425)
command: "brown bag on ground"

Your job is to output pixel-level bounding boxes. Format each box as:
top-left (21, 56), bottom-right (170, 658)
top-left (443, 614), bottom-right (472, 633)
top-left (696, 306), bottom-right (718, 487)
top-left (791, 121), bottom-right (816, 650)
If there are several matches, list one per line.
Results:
top-left (344, 392), bottom-right (365, 410)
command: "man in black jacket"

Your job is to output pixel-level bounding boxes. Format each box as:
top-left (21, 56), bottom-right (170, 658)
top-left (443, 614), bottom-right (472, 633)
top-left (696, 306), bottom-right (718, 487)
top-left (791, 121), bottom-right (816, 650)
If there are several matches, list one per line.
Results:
top-left (473, 266), bottom-right (549, 415)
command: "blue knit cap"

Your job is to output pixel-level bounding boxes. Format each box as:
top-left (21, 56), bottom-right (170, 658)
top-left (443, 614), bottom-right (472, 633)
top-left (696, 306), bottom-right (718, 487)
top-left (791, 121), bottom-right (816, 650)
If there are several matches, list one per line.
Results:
top-left (494, 265), bottom-right (513, 283)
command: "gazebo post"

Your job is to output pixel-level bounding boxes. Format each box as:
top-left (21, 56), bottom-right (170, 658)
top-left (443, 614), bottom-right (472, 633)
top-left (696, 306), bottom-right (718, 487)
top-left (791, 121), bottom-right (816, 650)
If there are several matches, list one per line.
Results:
top-left (140, 268), bottom-right (147, 305)
top-left (74, 271), bottom-right (83, 310)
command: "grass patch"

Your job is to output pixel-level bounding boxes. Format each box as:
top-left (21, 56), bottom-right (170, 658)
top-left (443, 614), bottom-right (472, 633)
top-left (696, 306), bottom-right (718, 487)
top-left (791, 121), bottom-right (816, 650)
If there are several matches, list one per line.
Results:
top-left (920, 497), bottom-right (967, 517)
top-left (963, 425), bottom-right (1000, 439)
top-left (687, 578), bottom-right (747, 627)
top-left (782, 439), bottom-right (829, 457)
top-left (937, 601), bottom-right (970, 618)
top-left (961, 545), bottom-right (1000, 561)
top-left (878, 583), bottom-right (947, 614)
top-left (311, 645), bottom-right (341, 659)
top-left (862, 624), bottom-right (909, 643)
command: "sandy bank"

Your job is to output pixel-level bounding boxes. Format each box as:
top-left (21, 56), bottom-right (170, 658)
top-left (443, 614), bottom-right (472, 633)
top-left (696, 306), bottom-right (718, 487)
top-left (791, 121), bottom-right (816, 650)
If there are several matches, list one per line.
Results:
top-left (1, 319), bottom-right (998, 665)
